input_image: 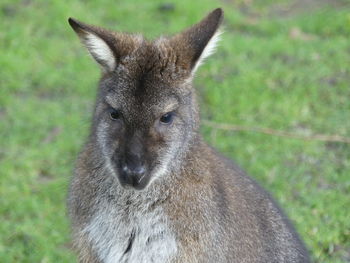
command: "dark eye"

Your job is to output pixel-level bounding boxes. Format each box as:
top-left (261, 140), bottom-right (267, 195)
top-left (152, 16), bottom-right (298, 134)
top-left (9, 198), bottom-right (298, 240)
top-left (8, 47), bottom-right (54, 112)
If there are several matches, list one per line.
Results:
top-left (160, 112), bottom-right (174, 124)
top-left (109, 108), bottom-right (121, 120)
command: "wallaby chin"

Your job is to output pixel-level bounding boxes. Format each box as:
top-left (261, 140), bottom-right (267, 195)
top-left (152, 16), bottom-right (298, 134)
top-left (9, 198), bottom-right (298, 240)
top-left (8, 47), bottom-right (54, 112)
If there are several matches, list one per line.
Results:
top-left (68, 8), bottom-right (310, 263)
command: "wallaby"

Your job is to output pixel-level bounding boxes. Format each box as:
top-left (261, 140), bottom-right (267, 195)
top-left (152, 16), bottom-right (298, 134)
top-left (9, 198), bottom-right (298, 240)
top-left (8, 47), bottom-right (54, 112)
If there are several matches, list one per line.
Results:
top-left (67, 8), bottom-right (310, 263)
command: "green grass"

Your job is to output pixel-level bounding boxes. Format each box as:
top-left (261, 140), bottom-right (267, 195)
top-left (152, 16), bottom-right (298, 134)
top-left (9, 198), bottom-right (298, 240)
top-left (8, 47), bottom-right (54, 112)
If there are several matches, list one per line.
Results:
top-left (1, 0), bottom-right (349, 262)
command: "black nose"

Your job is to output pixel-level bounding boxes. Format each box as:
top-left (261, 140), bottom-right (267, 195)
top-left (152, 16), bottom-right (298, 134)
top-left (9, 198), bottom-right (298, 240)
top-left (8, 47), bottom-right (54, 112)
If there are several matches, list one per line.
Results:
top-left (122, 164), bottom-right (146, 178)
top-left (119, 155), bottom-right (147, 188)
top-left (120, 164), bottom-right (147, 188)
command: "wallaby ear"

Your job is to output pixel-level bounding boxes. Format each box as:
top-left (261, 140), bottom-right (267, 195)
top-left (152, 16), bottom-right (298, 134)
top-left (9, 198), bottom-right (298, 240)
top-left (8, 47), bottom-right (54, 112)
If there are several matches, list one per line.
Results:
top-left (68, 18), bottom-right (117, 72)
top-left (170, 8), bottom-right (223, 74)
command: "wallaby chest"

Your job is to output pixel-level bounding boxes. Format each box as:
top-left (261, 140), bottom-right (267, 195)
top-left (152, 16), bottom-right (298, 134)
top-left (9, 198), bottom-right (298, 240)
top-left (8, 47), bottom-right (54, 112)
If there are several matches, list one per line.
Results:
top-left (83, 195), bottom-right (177, 263)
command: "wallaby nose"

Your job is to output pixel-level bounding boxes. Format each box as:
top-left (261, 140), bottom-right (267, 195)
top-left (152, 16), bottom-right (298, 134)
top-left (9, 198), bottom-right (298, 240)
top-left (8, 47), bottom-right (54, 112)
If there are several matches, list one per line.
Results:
top-left (120, 164), bottom-right (147, 188)
top-left (119, 154), bottom-right (147, 188)
top-left (122, 164), bottom-right (146, 178)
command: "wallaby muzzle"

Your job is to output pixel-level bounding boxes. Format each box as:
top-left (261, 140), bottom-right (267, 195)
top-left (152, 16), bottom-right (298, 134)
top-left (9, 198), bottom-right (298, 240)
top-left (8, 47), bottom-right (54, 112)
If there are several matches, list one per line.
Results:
top-left (118, 155), bottom-right (148, 190)
top-left (116, 133), bottom-right (150, 190)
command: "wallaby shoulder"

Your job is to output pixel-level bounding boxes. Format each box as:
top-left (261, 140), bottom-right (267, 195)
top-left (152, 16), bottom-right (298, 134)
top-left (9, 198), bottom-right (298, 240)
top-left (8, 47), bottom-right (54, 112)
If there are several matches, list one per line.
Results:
top-left (163, 138), bottom-right (310, 262)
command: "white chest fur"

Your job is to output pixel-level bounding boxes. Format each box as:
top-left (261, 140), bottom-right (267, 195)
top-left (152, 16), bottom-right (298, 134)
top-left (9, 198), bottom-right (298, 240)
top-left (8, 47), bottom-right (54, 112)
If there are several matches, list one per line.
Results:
top-left (83, 199), bottom-right (177, 263)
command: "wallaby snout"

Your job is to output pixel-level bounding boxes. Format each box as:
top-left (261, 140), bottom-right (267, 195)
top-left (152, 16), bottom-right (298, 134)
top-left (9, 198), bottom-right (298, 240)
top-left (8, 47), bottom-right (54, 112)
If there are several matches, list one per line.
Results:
top-left (105, 128), bottom-right (154, 189)
top-left (118, 162), bottom-right (147, 189)
top-left (118, 135), bottom-right (148, 189)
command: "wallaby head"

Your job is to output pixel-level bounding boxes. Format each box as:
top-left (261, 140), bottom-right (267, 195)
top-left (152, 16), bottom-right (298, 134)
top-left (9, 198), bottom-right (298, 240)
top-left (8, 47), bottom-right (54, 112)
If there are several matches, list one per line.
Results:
top-left (69, 9), bottom-right (223, 190)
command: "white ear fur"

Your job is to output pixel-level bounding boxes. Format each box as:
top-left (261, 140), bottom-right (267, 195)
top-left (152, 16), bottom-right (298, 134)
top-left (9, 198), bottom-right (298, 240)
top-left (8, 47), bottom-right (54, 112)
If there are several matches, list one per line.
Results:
top-left (82, 32), bottom-right (116, 72)
top-left (192, 29), bottom-right (223, 74)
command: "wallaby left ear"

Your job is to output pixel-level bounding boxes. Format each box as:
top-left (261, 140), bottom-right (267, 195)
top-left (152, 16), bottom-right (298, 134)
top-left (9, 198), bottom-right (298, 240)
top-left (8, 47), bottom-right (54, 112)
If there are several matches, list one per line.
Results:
top-left (171, 8), bottom-right (223, 74)
top-left (68, 18), bottom-right (118, 72)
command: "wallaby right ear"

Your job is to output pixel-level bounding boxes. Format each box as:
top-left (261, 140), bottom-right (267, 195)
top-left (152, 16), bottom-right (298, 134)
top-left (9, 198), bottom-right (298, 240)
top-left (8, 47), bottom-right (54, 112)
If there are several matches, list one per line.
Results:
top-left (169, 8), bottom-right (224, 75)
top-left (68, 18), bottom-right (118, 72)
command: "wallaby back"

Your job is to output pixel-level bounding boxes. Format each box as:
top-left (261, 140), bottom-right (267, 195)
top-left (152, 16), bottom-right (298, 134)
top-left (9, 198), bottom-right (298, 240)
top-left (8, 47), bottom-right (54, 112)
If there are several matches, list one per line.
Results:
top-left (67, 8), bottom-right (310, 263)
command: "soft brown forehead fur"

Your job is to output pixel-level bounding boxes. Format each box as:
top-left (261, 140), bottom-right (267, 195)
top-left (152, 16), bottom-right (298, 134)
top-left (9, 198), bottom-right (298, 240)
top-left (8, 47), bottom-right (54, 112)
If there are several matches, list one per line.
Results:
top-left (100, 38), bottom-right (191, 120)
top-left (115, 37), bottom-right (190, 84)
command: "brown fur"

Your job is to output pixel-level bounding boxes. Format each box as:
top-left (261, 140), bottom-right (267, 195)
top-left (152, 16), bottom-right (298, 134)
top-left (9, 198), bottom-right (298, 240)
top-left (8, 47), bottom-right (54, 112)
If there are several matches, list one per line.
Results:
top-left (67, 8), bottom-right (310, 263)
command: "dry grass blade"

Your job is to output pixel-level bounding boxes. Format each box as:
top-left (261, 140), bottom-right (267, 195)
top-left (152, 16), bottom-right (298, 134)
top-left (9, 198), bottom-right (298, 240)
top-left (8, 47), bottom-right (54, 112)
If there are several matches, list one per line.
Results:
top-left (202, 120), bottom-right (350, 144)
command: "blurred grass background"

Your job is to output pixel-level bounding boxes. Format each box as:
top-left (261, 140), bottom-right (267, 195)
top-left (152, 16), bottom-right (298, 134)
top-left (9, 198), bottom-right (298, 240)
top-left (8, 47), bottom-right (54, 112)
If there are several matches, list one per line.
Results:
top-left (0, 0), bottom-right (350, 262)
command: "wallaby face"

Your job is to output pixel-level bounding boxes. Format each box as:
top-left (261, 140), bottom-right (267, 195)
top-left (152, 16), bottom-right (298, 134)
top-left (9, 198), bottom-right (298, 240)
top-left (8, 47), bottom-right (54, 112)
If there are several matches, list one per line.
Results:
top-left (87, 61), bottom-right (195, 190)
top-left (68, 8), bottom-right (310, 263)
top-left (69, 10), bottom-right (221, 190)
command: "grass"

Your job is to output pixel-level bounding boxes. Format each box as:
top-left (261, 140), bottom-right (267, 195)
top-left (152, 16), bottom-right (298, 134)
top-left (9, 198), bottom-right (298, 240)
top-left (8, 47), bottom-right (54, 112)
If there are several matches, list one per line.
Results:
top-left (1, 0), bottom-right (349, 262)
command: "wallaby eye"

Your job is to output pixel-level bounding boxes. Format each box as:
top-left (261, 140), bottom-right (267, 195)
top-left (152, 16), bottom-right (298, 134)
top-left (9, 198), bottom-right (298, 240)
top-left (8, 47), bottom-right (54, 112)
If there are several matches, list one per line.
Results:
top-left (109, 108), bottom-right (121, 120)
top-left (160, 112), bottom-right (174, 124)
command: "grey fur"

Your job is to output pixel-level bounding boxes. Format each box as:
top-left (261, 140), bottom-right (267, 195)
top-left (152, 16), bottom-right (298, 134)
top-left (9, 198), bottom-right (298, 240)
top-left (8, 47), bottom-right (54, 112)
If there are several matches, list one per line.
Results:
top-left (67, 8), bottom-right (310, 263)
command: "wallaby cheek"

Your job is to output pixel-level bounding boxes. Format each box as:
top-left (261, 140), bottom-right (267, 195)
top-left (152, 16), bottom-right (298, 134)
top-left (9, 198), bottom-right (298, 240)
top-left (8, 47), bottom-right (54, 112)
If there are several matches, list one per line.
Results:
top-left (146, 137), bottom-right (166, 164)
top-left (152, 128), bottom-right (182, 162)
top-left (96, 121), bottom-right (122, 156)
